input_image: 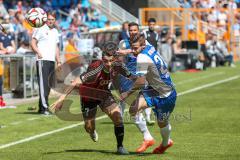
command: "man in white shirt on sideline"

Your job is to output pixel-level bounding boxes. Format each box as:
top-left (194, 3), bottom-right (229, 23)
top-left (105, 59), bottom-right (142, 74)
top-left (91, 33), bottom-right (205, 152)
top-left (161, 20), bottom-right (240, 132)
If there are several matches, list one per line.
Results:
top-left (31, 11), bottom-right (61, 115)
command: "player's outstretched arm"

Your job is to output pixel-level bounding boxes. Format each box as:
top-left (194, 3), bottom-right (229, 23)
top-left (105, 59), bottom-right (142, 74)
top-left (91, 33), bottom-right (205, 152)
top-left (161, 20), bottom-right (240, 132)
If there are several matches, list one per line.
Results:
top-left (116, 49), bottom-right (132, 55)
top-left (121, 75), bottom-right (145, 99)
top-left (49, 77), bottom-right (82, 113)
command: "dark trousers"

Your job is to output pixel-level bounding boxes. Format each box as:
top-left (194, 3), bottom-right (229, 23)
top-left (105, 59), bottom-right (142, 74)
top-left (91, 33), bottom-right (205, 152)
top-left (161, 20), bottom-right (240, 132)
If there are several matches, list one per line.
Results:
top-left (36, 60), bottom-right (55, 112)
top-left (201, 44), bottom-right (211, 67)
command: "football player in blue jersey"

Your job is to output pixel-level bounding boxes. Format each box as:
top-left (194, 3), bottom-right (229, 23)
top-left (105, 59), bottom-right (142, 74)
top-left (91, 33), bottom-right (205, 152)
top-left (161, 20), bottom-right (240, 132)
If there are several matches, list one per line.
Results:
top-left (118, 23), bottom-right (155, 126)
top-left (115, 22), bottom-right (156, 153)
top-left (125, 33), bottom-right (177, 154)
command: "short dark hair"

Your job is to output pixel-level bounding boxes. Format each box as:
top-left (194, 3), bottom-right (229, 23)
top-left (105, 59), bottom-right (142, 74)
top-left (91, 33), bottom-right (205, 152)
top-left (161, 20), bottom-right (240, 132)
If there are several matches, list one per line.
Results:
top-left (102, 41), bottom-right (118, 56)
top-left (130, 33), bottom-right (145, 45)
top-left (148, 18), bottom-right (156, 23)
top-left (128, 22), bottom-right (139, 29)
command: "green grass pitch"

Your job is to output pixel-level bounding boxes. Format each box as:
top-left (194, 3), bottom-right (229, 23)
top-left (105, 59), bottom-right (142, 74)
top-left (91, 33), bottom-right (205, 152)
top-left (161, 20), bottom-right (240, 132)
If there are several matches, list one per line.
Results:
top-left (0, 63), bottom-right (240, 160)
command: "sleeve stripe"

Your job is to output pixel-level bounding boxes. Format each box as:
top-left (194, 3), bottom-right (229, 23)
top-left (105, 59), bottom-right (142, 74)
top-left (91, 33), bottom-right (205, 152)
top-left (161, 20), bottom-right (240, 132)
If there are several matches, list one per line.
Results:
top-left (81, 64), bottom-right (103, 82)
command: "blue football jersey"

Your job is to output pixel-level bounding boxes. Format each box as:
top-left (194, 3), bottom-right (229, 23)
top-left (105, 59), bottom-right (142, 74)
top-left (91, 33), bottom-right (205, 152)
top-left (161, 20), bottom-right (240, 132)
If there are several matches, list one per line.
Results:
top-left (137, 45), bottom-right (174, 98)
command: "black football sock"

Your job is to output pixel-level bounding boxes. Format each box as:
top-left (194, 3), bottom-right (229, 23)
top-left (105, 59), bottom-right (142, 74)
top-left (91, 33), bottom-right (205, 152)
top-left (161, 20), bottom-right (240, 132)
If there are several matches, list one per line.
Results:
top-left (114, 124), bottom-right (124, 148)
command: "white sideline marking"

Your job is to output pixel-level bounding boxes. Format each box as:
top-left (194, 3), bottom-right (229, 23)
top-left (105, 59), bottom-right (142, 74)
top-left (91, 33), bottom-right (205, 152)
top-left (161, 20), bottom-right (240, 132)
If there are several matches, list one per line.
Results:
top-left (176, 72), bottom-right (224, 85)
top-left (178, 75), bottom-right (240, 96)
top-left (0, 115), bottom-right (107, 149)
top-left (0, 75), bottom-right (239, 150)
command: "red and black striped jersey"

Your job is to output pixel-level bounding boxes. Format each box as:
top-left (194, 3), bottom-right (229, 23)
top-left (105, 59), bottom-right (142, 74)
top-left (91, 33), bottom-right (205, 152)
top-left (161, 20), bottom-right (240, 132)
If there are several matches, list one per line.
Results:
top-left (79, 60), bottom-right (110, 102)
top-left (80, 60), bottom-right (110, 90)
top-left (79, 60), bottom-right (131, 101)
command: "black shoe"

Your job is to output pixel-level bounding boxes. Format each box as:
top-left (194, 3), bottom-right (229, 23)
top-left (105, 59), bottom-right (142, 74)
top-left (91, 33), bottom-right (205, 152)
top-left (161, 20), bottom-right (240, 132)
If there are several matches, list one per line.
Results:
top-left (117, 146), bottom-right (129, 155)
top-left (38, 108), bottom-right (51, 115)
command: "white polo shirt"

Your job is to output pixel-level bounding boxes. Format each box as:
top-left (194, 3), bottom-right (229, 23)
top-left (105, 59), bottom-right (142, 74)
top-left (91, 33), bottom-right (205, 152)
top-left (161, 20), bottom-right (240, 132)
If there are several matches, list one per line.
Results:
top-left (32, 24), bottom-right (59, 61)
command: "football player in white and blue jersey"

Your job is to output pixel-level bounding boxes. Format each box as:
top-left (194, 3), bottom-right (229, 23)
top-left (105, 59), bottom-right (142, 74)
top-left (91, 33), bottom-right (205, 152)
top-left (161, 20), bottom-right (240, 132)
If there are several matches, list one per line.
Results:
top-left (127, 33), bottom-right (177, 154)
top-left (118, 22), bottom-right (155, 125)
top-left (116, 22), bottom-right (155, 153)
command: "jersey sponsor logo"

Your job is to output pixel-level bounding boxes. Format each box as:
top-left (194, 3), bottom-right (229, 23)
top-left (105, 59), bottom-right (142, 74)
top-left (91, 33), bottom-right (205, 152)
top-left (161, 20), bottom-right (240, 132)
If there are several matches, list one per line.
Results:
top-left (99, 80), bottom-right (111, 86)
top-left (147, 46), bottom-right (155, 55)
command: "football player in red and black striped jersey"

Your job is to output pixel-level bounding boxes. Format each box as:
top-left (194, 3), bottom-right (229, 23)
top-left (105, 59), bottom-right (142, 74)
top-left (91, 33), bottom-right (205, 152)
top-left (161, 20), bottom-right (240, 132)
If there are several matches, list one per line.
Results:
top-left (77, 42), bottom-right (130, 155)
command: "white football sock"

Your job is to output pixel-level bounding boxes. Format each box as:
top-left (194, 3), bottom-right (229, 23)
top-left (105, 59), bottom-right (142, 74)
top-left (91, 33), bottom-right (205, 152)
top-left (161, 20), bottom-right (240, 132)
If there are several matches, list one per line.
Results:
top-left (145, 108), bottom-right (152, 121)
top-left (160, 124), bottom-right (171, 147)
top-left (134, 113), bottom-right (153, 140)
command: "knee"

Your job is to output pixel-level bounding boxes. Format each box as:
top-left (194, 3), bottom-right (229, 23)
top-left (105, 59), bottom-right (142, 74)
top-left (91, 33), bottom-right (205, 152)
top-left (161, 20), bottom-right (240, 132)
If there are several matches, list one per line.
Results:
top-left (129, 106), bottom-right (137, 117)
top-left (111, 111), bottom-right (123, 126)
top-left (158, 121), bottom-right (169, 128)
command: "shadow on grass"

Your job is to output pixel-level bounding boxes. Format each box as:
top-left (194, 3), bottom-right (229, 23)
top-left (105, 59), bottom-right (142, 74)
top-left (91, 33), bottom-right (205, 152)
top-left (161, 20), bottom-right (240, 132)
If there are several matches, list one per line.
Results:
top-left (66, 149), bottom-right (152, 156)
top-left (44, 149), bottom-right (152, 156)
top-left (15, 111), bottom-right (40, 115)
top-left (100, 121), bottom-right (135, 125)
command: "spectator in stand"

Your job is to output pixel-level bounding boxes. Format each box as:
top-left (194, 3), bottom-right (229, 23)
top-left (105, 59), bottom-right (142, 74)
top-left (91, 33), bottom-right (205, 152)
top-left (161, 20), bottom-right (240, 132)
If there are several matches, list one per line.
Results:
top-left (197, 23), bottom-right (208, 69)
top-left (228, 0), bottom-right (237, 9)
top-left (223, 26), bottom-right (231, 51)
top-left (69, 4), bottom-right (77, 19)
top-left (0, 28), bottom-right (16, 54)
top-left (143, 18), bottom-right (159, 50)
top-left (14, 12), bottom-right (33, 36)
top-left (14, 12), bottom-right (30, 46)
top-left (88, 7), bottom-right (99, 22)
top-left (172, 36), bottom-right (187, 55)
top-left (0, 0), bottom-right (8, 19)
top-left (187, 25), bottom-right (197, 40)
top-left (200, 0), bottom-right (210, 8)
top-left (42, 0), bottom-right (52, 12)
top-left (182, 0), bottom-right (192, 8)
top-left (70, 13), bottom-right (81, 32)
top-left (216, 36), bottom-right (235, 67)
top-left (64, 32), bottom-right (79, 54)
top-left (79, 4), bottom-right (87, 23)
top-left (206, 34), bottom-right (220, 67)
top-left (207, 8), bottom-right (218, 28)
top-left (3, 15), bottom-right (14, 33)
top-left (15, 1), bottom-right (24, 13)
top-left (119, 21), bottom-right (129, 41)
top-left (217, 8), bottom-right (228, 29)
top-left (209, 0), bottom-right (217, 8)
